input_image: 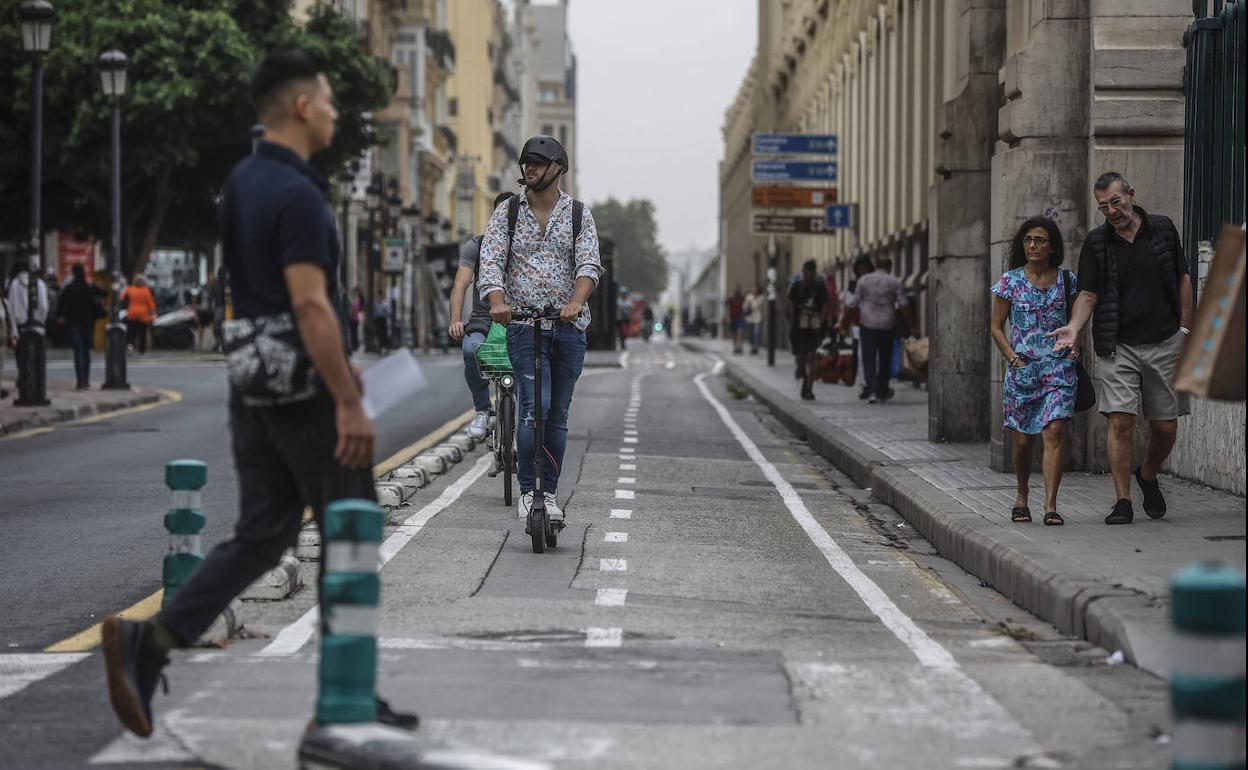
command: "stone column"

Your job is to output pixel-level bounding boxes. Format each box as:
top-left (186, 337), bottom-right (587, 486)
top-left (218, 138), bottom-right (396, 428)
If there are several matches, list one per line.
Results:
top-left (927, 0), bottom-right (1006, 444)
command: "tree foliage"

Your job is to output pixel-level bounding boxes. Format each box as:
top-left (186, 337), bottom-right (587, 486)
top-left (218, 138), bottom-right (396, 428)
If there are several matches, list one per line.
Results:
top-left (590, 197), bottom-right (668, 299)
top-left (0, 0), bottom-right (392, 275)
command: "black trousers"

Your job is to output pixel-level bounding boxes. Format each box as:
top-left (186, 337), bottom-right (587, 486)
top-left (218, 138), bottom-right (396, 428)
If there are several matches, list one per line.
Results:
top-left (156, 390), bottom-right (375, 646)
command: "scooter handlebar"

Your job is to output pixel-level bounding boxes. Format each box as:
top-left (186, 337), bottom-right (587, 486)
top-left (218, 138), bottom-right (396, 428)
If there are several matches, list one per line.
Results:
top-left (510, 304), bottom-right (563, 322)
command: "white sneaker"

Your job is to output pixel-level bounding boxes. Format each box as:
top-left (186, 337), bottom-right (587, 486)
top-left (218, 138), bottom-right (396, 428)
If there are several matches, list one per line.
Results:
top-left (518, 491), bottom-right (534, 519)
top-left (467, 411), bottom-right (490, 440)
top-left (546, 497), bottom-right (564, 522)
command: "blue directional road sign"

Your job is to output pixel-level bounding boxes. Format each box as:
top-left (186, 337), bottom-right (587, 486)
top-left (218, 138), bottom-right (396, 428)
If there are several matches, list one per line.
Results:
top-left (824, 204), bottom-right (854, 230)
top-left (751, 160), bottom-right (838, 183)
top-left (752, 133), bottom-right (839, 155)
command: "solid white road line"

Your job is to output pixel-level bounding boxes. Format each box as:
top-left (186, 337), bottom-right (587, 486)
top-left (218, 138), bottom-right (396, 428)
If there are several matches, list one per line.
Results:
top-left (599, 559), bottom-right (628, 572)
top-left (609, 509), bottom-right (632, 519)
top-left (692, 372), bottom-right (958, 670)
top-left (0, 653), bottom-right (89, 701)
top-left (585, 627), bottom-right (623, 648)
top-left (604, 532), bottom-right (629, 543)
top-left (595, 589), bottom-right (628, 606)
top-left (258, 454), bottom-right (493, 656)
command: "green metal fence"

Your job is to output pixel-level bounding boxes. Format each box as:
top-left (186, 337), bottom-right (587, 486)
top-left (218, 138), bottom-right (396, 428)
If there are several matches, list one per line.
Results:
top-left (1183, 0), bottom-right (1246, 300)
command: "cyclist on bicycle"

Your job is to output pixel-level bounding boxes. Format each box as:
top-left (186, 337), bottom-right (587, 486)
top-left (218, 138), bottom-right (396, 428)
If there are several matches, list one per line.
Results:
top-left (477, 135), bottom-right (603, 522)
top-left (449, 191), bottom-right (517, 440)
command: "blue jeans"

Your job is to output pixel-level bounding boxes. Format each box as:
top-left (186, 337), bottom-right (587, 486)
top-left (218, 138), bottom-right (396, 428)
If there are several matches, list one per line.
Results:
top-left (69, 324), bottom-right (92, 386)
top-left (506, 322), bottom-right (586, 495)
top-left (859, 327), bottom-right (895, 398)
top-left (460, 331), bottom-right (492, 412)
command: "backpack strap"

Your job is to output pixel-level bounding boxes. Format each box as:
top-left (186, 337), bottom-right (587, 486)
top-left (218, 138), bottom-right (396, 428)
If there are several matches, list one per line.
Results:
top-left (503, 193), bottom-right (522, 282)
top-left (572, 199), bottom-right (583, 247)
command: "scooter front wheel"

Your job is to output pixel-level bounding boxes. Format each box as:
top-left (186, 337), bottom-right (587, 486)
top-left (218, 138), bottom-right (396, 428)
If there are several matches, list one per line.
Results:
top-left (528, 507), bottom-right (547, 554)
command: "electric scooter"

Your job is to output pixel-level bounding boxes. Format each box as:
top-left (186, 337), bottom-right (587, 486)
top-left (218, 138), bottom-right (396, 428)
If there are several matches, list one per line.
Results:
top-left (510, 304), bottom-right (564, 553)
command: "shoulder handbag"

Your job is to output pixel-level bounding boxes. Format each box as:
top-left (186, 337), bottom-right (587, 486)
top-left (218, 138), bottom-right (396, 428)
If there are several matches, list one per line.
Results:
top-left (221, 312), bottom-right (319, 407)
top-left (1062, 269), bottom-right (1096, 412)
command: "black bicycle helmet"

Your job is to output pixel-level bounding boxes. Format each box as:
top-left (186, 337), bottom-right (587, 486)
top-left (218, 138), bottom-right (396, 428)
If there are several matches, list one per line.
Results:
top-left (520, 135), bottom-right (568, 169)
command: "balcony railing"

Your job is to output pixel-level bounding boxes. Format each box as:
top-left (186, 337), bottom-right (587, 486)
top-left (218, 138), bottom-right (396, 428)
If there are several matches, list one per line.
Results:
top-left (426, 27), bottom-right (456, 69)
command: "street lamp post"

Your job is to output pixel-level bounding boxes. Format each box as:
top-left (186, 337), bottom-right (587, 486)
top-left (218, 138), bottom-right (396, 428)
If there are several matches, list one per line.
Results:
top-left (14, 0), bottom-right (55, 406)
top-left (99, 48), bottom-right (129, 390)
top-left (385, 184), bottom-right (401, 350)
top-left (766, 235), bottom-right (778, 367)
top-left (364, 176), bottom-right (382, 352)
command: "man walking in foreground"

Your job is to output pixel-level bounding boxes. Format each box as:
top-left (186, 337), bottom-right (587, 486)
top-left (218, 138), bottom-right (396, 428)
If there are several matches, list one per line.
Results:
top-left (1049, 172), bottom-right (1193, 525)
top-left (477, 134), bottom-right (603, 523)
top-left (100, 51), bottom-right (415, 737)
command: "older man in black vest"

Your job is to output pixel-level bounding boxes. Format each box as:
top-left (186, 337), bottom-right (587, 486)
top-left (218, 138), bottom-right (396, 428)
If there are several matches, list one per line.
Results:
top-left (1050, 172), bottom-right (1193, 525)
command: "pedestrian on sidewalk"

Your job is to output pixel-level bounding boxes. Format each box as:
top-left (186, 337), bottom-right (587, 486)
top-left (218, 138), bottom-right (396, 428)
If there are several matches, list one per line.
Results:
top-left (726, 285), bottom-right (746, 354)
top-left (743, 284), bottom-right (763, 354)
top-left (477, 133), bottom-right (603, 523)
top-left (450, 191), bottom-right (516, 440)
top-left (372, 287), bottom-right (391, 355)
top-left (1050, 172), bottom-right (1193, 525)
top-left (839, 255), bottom-right (875, 399)
top-left (991, 216), bottom-right (1074, 526)
top-left (848, 255), bottom-right (909, 403)
top-left (788, 259), bottom-right (829, 401)
top-left (100, 50), bottom-right (416, 739)
top-left (121, 275), bottom-right (156, 354)
top-left (58, 264), bottom-right (108, 389)
top-left (6, 259), bottom-right (49, 401)
top-left (348, 286), bottom-right (363, 352)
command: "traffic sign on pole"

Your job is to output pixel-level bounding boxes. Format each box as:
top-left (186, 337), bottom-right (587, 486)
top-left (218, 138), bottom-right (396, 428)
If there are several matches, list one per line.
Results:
top-left (382, 238), bottom-right (404, 274)
top-left (824, 204), bottom-right (855, 230)
top-left (751, 160), bottom-right (838, 183)
top-left (752, 187), bottom-right (838, 208)
top-left (752, 214), bottom-right (837, 235)
top-left (752, 133), bottom-right (838, 155)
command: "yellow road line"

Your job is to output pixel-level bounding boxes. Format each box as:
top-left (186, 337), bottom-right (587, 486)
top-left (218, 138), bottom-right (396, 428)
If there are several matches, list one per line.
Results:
top-left (45, 590), bottom-right (165, 653)
top-left (45, 407), bottom-right (474, 652)
top-left (1, 387), bottom-right (181, 442)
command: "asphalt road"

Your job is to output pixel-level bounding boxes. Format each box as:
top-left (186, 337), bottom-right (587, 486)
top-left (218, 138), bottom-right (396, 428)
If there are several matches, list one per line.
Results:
top-left (0, 342), bottom-right (1169, 769)
top-left (0, 351), bottom-right (475, 651)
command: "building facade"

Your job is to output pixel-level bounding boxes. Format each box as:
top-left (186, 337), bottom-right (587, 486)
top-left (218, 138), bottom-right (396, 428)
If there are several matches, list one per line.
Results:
top-left (524, 0), bottom-right (578, 196)
top-left (720, 0), bottom-right (1244, 493)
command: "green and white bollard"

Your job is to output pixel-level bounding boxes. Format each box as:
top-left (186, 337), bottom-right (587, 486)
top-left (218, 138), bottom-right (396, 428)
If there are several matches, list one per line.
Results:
top-left (161, 460), bottom-right (207, 608)
top-left (316, 498), bottom-right (383, 725)
top-left (1171, 561), bottom-right (1246, 770)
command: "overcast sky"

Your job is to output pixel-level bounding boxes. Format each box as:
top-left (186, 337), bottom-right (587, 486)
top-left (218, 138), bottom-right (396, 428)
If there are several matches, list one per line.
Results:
top-left (564, 1), bottom-right (757, 257)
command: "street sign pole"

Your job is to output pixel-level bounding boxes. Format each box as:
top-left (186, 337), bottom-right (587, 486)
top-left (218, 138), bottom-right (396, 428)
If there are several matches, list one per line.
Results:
top-left (766, 235), bottom-right (777, 367)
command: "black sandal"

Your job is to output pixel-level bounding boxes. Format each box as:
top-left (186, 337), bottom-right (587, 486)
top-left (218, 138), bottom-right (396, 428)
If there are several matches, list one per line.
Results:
top-left (1011, 506), bottom-right (1032, 523)
top-left (1043, 511), bottom-right (1064, 526)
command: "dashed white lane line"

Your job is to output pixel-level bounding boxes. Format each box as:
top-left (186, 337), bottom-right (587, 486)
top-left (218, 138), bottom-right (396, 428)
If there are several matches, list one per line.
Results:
top-left (614, 489), bottom-right (635, 500)
top-left (599, 559), bottom-right (628, 572)
top-left (259, 455), bottom-right (493, 657)
top-left (619, 463), bottom-right (636, 471)
top-left (619, 446), bottom-right (635, 453)
top-left (604, 532), bottom-right (628, 543)
top-left (585, 627), bottom-right (623, 648)
top-left (609, 509), bottom-right (632, 519)
top-left (595, 589), bottom-right (628, 607)
top-left (0, 653), bottom-right (89, 702)
top-left (623, 437), bottom-right (638, 444)
top-left (623, 430), bottom-right (639, 436)
top-left (692, 372), bottom-right (957, 670)
top-left (617, 477), bottom-right (635, 485)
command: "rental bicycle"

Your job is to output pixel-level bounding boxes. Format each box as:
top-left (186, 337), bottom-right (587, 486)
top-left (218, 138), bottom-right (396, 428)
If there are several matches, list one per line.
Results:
top-left (475, 323), bottom-right (518, 507)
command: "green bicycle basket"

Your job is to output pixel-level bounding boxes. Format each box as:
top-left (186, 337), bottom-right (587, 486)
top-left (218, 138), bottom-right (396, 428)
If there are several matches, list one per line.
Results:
top-left (475, 322), bottom-right (514, 376)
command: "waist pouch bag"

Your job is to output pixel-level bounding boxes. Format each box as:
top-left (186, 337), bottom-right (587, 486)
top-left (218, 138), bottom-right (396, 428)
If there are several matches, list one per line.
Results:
top-left (222, 313), bottom-right (319, 406)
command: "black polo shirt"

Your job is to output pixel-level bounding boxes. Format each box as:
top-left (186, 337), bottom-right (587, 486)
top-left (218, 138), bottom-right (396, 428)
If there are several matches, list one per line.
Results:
top-left (220, 141), bottom-right (343, 328)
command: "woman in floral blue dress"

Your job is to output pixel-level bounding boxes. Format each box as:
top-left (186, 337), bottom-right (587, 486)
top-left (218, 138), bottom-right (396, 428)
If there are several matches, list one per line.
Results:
top-left (989, 216), bottom-right (1077, 526)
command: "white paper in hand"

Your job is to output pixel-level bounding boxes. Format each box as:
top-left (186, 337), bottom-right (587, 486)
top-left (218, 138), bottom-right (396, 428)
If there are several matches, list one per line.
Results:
top-left (361, 350), bottom-right (428, 420)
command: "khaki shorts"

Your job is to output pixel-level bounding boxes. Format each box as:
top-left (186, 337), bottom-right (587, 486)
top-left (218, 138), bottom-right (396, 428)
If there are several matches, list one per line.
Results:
top-left (1097, 330), bottom-right (1191, 420)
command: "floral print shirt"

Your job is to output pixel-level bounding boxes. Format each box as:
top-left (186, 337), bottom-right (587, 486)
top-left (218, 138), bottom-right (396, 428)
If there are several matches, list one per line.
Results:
top-left (477, 191), bottom-right (603, 331)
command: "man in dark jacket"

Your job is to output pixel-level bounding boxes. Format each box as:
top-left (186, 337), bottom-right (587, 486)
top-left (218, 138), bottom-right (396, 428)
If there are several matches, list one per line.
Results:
top-left (1050, 172), bottom-right (1193, 525)
top-left (58, 264), bottom-right (107, 389)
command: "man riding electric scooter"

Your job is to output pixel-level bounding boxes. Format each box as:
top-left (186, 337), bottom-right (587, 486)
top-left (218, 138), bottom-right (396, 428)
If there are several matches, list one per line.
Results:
top-left (476, 135), bottom-right (603, 531)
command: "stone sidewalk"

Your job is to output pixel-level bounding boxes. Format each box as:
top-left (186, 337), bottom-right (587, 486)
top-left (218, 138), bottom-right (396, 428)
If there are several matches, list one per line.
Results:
top-left (686, 338), bottom-right (1246, 678)
top-left (0, 377), bottom-right (166, 437)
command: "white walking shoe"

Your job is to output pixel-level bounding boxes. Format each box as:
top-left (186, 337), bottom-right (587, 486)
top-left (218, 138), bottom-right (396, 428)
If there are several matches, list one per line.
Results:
top-left (466, 411), bottom-right (490, 440)
top-left (546, 498), bottom-right (564, 522)
top-left (518, 491), bottom-right (534, 519)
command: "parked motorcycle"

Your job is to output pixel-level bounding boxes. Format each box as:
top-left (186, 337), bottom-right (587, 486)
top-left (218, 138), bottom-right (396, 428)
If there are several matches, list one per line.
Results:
top-left (150, 306), bottom-right (197, 350)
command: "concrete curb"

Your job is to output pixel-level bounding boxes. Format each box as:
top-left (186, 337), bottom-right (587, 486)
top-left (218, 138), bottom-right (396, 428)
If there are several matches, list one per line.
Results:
top-left (195, 598), bottom-right (243, 647)
top-left (241, 554), bottom-right (303, 601)
top-left (294, 523), bottom-right (322, 561)
top-left (0, 388), bottom-right (163, 436)
top-left (696, 343), bottom-right (1161, 674)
